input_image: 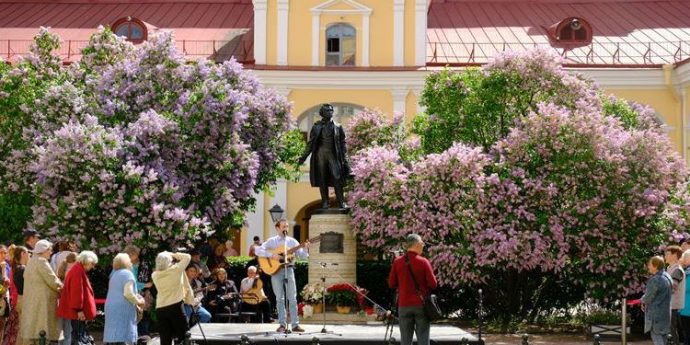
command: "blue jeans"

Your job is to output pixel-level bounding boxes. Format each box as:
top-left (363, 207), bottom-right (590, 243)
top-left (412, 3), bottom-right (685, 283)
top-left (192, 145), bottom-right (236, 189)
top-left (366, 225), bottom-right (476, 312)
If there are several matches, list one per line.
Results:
top-left (651, 332), bottom-right (668, 345)
top-left (398, 306), bottom-right (430, 345)
top-left (271, 267), bottom-right (298, 328)
top-left (58, 318), bottom-right (71, 345)
top-left (184, 304), bottom-right (212, 324)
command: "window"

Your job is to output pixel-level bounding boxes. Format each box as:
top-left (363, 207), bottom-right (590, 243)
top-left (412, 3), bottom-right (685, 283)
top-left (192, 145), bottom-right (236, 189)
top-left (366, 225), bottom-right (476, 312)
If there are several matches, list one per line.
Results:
top-left (553, 17), bottom-right (592, 43)
top-left (298, 103), bottom-right (363, 140)
top-left (326, 24), bottom-right (356, 66)
top-left (112, 17), bottom-right (147, 43)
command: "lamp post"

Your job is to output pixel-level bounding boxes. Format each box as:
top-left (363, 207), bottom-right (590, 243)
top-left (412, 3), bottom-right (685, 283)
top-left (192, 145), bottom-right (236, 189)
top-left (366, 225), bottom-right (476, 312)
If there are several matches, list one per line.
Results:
top-left (269, 204), bottom-right (284, 223)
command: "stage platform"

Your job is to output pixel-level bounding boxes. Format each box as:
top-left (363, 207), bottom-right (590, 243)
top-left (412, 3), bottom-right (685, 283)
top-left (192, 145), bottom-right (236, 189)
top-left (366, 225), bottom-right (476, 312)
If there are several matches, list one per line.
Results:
top-left (188, 323), bottom-right (482, 345)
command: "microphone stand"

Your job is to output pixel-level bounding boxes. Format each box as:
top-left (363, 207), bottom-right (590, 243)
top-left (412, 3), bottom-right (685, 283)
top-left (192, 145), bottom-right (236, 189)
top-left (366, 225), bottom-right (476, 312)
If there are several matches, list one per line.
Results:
top-left (319, 263), bottom-right (341, 335)
top-left (282, 230), bottom-right (291, 335)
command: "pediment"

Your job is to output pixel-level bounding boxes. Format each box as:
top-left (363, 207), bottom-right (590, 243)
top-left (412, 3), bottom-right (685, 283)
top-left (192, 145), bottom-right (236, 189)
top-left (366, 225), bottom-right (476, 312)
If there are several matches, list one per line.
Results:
top-left (311, 0), bottom-right (372, 15)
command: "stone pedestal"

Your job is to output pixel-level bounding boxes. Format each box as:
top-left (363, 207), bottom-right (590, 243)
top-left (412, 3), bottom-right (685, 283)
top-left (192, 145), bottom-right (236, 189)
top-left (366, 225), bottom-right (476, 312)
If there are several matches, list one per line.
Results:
top-left (308, 213), bottom-right (356, 286)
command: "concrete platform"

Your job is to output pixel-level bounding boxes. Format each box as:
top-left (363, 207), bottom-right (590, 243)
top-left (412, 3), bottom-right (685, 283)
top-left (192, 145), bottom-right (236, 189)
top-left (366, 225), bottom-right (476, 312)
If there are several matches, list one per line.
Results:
top-left (189, 323), bottom-right (482, 344)
top-left (299, 311), bottom-right (378, 324)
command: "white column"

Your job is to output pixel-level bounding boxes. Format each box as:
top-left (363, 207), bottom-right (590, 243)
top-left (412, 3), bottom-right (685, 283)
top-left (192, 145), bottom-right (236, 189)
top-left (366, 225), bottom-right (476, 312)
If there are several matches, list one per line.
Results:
top-left (277, 0), bottom-right (289, 66)
top-left (683, 88), bottom-right (689, 165)
top-left (246, 191), bottom-right (265, 251)
top-left (393, 0), bottom-right (405, 66)
top-left (413, 88), bottom-right (425, 114)
top-left (253, 0), bottom-right (268, 65)
top-left (392, 88), bottom-right (408, 114)
top-left (311, 12), bottom-right (320, 66)
top-left (414, 0), bottom-right (428, 66)
top-left (362, 14), bottom-right (370, 67)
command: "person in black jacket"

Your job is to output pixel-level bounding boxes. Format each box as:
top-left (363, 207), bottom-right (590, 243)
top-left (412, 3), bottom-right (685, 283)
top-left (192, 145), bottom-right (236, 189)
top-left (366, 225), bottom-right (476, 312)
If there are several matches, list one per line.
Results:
top-left (204, 268), bottom-right (238, 321)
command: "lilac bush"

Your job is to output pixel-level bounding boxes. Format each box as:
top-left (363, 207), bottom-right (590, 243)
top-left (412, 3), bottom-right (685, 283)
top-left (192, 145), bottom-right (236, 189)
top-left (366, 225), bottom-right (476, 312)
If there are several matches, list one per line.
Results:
top-left (0, 28), bottom-right (301, 253)
top-left (348, 48), bottom-right (688, 320)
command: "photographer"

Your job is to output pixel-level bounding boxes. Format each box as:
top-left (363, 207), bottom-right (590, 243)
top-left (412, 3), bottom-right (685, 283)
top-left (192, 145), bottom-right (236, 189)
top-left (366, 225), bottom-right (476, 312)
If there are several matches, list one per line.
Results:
top-left (388, 234), bottom-right (438, 345)
top-left (152, 251), bottom-right (192, 345)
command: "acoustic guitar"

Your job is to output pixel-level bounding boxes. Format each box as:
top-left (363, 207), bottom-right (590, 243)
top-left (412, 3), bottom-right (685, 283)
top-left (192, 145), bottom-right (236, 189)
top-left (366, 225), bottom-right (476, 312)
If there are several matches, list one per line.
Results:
top-left (241, 278), bottom-right (264, 305)
top-left (258, 235), bottom-right (322, 276)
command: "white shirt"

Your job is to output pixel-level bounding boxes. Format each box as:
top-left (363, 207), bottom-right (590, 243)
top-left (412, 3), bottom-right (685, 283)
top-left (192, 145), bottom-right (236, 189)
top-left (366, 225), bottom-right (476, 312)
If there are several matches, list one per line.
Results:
top-left (240, 277), bottom-right (267, 300)
top-left (255, 235), bottom-right (308, 259)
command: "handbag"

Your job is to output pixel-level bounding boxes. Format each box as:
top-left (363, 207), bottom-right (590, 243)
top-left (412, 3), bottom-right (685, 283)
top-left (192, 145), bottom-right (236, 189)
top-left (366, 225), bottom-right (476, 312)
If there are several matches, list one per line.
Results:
top-left (404, 255), bottom-right (442, 321)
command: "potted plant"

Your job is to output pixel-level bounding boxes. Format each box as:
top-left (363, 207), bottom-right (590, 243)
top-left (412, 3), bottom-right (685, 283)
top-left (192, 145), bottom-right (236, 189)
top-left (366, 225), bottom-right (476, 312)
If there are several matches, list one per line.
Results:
top-left (300, 282), bottom-right (326, 313)
top-left (327, 283), bottom-right (357, 314)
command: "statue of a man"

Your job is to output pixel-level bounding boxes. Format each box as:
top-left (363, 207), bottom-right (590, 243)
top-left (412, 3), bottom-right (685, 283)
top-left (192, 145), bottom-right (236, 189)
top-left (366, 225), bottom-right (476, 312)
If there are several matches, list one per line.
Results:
top-left (298, 104), bottom-right (350, 209)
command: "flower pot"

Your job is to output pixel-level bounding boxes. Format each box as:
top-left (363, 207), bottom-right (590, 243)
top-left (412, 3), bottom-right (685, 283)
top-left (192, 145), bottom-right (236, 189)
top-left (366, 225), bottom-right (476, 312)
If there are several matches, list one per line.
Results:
top-left (312, 302), bottom-right (324, 314)
top-left (336, 305), bottom-right (351, 314)
top-left (303, 304), bottom-right (313, 318)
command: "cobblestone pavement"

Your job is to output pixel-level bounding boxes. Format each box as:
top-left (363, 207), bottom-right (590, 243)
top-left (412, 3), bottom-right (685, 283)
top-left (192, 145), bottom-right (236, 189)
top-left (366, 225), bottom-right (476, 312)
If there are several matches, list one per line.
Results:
top-left (483, 334), bottom-right (653, 345)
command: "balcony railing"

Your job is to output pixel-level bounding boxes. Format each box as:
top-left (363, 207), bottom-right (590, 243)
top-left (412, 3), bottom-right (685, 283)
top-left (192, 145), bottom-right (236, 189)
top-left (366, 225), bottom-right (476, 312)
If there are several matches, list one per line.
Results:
top-left (3, 39), bottom-right (688, 67)
top-left (0, 39), bottom-right (251, 63)
top-left (427, 41), bottom-right (690, 66)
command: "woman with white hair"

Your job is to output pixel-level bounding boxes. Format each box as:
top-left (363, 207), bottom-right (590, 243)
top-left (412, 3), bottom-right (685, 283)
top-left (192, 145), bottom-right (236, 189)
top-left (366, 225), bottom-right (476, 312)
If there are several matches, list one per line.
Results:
top-left (152, 251), bottom-right (192, 345)
top-left (20, 239), bottom-right (63, 344)
top-left (57, 251), bottom-right (98, 345)
top-left (104, 253), bottom-right (144, 345)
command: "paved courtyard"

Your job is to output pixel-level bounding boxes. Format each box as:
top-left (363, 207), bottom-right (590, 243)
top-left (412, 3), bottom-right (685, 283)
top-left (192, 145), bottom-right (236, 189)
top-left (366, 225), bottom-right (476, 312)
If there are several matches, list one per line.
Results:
top-left (484, 334), bottom-right (652, 345)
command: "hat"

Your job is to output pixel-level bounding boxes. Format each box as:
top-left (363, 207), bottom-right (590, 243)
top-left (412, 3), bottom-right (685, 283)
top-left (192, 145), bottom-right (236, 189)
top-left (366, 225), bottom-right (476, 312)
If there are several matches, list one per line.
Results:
top-left (31, 239), bottom-right (53, 254)
top-left (22, 229), bottom-right (39, 238)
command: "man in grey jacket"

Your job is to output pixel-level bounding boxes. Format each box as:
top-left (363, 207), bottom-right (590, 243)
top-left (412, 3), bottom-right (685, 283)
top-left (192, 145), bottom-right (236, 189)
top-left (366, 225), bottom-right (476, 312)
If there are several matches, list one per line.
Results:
top-left (643, 255), bottom-right (673, 345)
top-left (666, 245), bottom-right (686, 344)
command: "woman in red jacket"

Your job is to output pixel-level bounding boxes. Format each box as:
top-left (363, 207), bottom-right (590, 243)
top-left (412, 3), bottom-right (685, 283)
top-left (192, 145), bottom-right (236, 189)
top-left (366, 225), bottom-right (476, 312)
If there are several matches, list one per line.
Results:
top-left (57, 251), bottom-right (98, 345)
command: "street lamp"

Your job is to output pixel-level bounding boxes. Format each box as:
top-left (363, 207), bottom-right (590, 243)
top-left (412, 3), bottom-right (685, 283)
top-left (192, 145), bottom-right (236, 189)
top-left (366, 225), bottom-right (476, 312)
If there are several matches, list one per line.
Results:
top-left (269, 204), bottom-right (284, 223)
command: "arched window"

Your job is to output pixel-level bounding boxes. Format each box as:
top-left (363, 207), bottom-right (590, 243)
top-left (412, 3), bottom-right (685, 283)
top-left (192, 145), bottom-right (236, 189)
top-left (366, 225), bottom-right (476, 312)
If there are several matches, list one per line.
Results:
top-left (298, 103), bottom-right (364, 138)
top-left (326, 23), bottom-right (356, 66)
top-left (112, 17), bottom-right (147, 43)
top-left (553, 17), bottom-right (592, 43)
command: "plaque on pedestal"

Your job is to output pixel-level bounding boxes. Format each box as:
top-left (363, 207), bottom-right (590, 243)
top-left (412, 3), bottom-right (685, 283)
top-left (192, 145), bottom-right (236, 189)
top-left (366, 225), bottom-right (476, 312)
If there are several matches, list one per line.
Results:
top-left (308, 213), bottom-right (356, 286)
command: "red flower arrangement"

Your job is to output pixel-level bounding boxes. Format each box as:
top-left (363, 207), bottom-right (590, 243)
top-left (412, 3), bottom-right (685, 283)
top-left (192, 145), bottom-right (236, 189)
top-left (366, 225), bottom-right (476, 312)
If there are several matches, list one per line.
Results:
top-left (326, 283), bottom-right (369, 309)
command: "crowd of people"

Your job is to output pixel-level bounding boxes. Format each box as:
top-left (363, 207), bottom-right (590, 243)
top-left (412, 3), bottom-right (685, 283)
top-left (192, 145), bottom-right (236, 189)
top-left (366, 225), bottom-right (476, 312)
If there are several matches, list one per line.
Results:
top-left (0, 229), bottom-right (278, 345)
top-left (643, 240), bottom-right (690, 345)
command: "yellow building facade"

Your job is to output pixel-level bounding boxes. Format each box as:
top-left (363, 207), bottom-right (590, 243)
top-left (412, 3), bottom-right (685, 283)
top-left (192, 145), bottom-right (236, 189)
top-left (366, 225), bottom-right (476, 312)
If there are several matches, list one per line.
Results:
top-left (3, 0), bottom-right (690, 254)
top-left (237, 0), bottom-right (690, 254)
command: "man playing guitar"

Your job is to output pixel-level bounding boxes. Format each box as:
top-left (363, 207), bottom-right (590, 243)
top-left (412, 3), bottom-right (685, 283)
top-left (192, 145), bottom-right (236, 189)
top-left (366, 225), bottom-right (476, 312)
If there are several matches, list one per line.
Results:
top-left (255, 218), bottom-right (309, 333)
top-left (240, 266), bottom-right (272, 323)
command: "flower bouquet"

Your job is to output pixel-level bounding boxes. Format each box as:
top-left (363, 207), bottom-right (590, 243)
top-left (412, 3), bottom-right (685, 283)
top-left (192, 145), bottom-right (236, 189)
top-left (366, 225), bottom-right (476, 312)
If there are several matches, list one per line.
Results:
top-left (300, 282), bottom-right (326, 311)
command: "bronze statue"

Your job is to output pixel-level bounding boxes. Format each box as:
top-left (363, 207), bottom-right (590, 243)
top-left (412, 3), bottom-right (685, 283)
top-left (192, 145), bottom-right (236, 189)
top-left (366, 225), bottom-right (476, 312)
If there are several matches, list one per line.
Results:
top-left (298, 104), bottom-right (350, 209)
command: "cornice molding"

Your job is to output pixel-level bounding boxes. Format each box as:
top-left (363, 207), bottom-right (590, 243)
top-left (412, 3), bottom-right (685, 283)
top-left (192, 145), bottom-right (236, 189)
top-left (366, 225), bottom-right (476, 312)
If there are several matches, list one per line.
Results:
top-left (569, 68), bottom-right (666, 89)
top-left (252, 70), bottom-right (428, 89)
top-left (252, 68), bottom-right (668, 90)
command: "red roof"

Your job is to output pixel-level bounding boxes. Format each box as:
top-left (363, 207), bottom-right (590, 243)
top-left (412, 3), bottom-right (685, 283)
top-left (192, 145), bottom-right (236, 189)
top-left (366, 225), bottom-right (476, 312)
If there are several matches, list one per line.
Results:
top-left (0, 0), bottom-right (253, 28)
top-left (427, 0), bottom-right (690, 66)
top-left (0, 0), bottom-right (253, 63)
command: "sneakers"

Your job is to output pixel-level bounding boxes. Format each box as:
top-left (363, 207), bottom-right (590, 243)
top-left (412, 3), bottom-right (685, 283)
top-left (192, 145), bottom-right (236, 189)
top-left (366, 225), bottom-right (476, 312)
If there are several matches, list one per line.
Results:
top-left (276, 325), bottom-right (287, 333)
top-left (291, 325), bottom-right (305, 333)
